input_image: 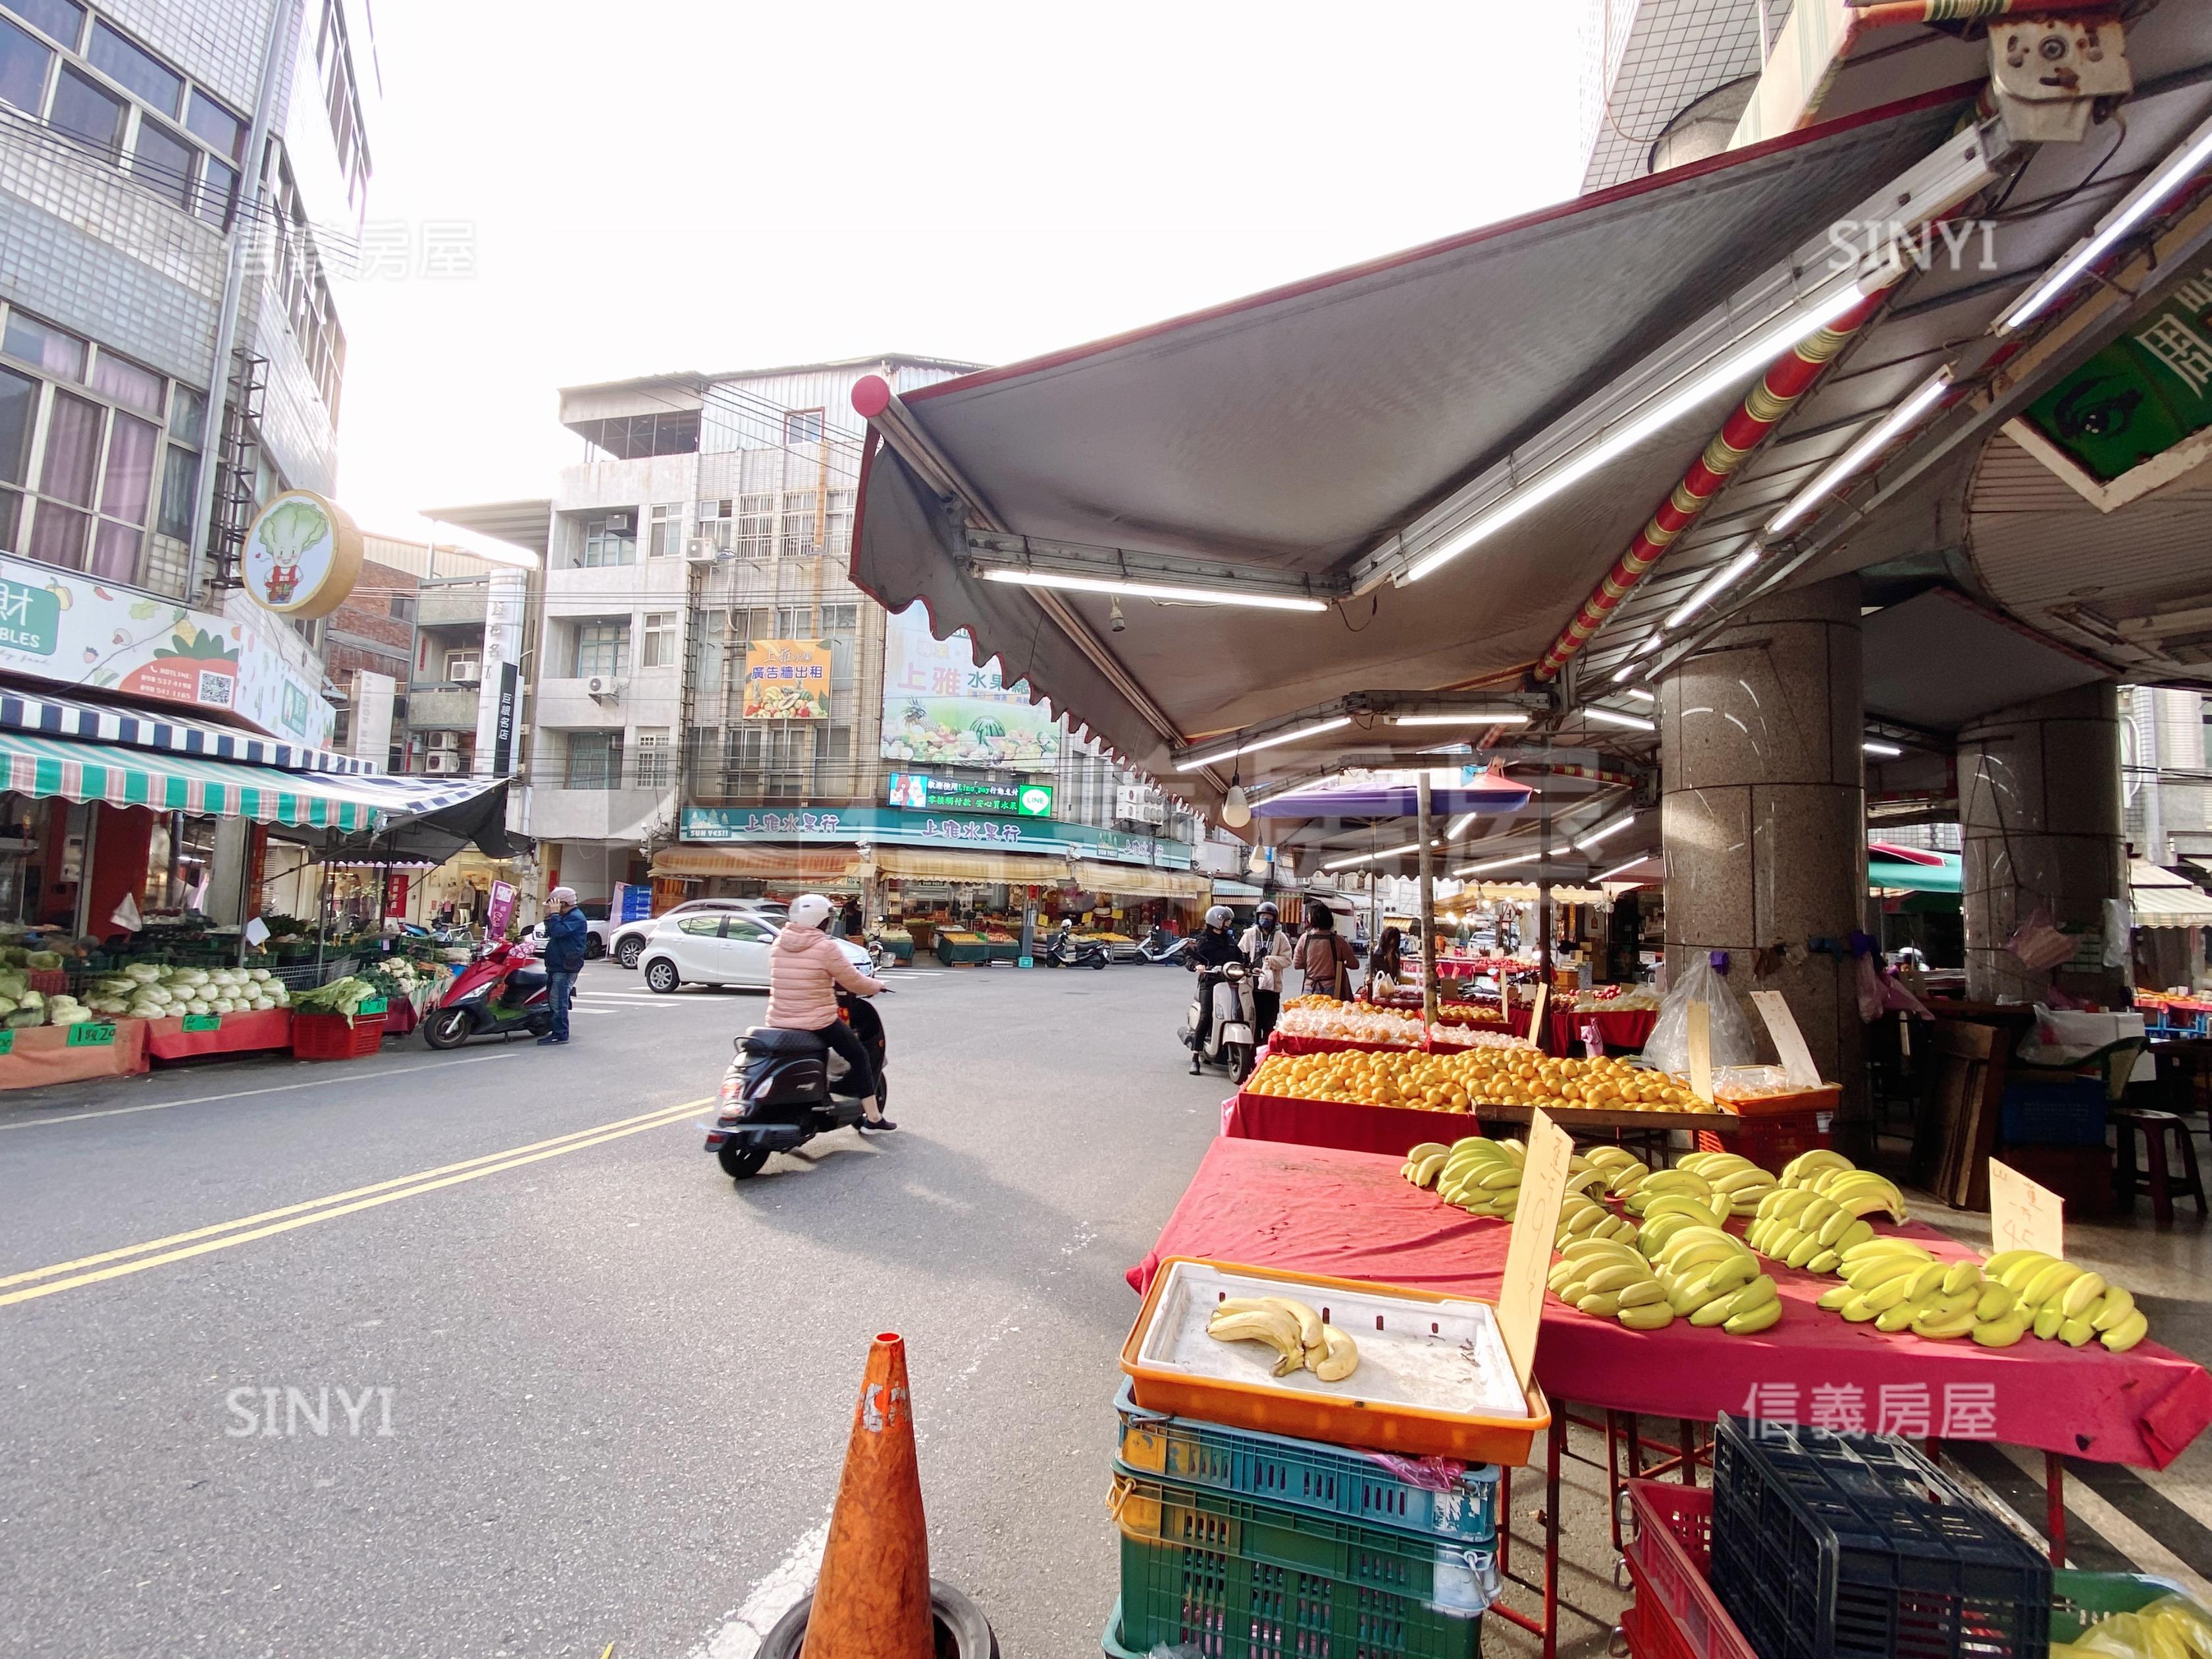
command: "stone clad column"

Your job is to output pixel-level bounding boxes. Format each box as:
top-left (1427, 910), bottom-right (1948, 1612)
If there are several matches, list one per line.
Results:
top-left (1959, 685), bottom-right (2126, 1006)
top-left (1658, 577), bottom-right (1868, 1144)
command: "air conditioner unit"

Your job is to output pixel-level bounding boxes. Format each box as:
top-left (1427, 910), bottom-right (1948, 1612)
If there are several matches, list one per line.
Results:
top-left (428, 731), bottom-right (461, 752)
top-left (425, 752), bottom-right (461, 775)
top-left (452, 670), bottom-right (481, 686)
top-left (685, 537), bottom-right (724, 562)
top-left (586, 676), bottom-right (625, 700)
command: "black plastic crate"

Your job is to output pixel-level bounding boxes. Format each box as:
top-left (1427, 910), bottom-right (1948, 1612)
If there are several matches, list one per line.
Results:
top-left (1708, 1414), bottom-right (2050, 1659)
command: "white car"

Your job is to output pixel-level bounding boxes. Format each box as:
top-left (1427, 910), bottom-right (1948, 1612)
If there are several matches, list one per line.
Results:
top-left (639, 910), bottom-right (870, 994)
top-left (608, 899), bottom-right (786, 970)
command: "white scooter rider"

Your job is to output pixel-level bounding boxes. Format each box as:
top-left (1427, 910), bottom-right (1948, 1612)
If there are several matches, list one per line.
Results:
top-left (1185, 904), bottom-right (1245, 1075)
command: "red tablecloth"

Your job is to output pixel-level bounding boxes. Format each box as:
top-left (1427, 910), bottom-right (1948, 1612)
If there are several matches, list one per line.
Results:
top-left (1548, 1006), bottom-right (1659, 1053)
top-left (144, 1007), bottom-right (293, 1061)
top-left (0, 1019), bottom-right (150, 1088)
top-left (1224, 1090), bottom-right (1466, 1156)
top-left (1128, 1138), bottom-right (2212, 1469)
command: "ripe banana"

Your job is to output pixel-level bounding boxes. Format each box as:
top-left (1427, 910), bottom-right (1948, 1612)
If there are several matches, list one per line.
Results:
top-left (1619, 1302), bottom-right (1676, 1331)
top-left (1724, 1298), bottom-right (1783, 1336)
top-left (1313, 1326), bottom-right (1359, 1382)
top-left (1207, 1308), bottom-right (1305, 1374)
top-left (2100, 1309), bottom-right (2149, 1353)
top-left (1972, 1313), bottom-right (2029, 1348)
top-left (2060, 1273), bottom-right (2109, 1321)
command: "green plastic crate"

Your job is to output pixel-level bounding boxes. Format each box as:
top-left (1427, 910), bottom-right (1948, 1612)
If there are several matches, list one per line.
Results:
top-left (1114, 1472), bottom-right (1490, 1658)
top-left (2051, 1570), bottom-right (2195, 1643)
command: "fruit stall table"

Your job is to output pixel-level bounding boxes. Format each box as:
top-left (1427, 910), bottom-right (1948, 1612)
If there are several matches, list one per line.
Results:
top-left (144, 1008), bottom-right (294, 1062)
top-left (0, 1018), bottom-right (150, 1087)
top-left (1128, 1136), bottom-right (2212, 1656)
top-left (1223, 1076), bottom-right (1760, 1157)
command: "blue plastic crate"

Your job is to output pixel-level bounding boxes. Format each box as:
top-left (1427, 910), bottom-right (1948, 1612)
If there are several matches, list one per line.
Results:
top-left (1999, 1078), bottom-right (2108, 1147)
top-left (1115, 1378), bottom-right (1499, 1547)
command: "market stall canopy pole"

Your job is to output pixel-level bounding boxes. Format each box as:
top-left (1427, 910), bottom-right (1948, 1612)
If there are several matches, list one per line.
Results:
top-left (846, 89), bottom-right (1988, 798)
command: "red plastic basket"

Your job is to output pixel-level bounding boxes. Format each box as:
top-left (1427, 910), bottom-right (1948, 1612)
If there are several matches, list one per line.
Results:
top-left (290, 1012), bottom-right (385, 1061)
top-left (1623, 1481), bottom-right (1757, 1659)
top-left (1697, 1111), bottom-right (1829, 1174)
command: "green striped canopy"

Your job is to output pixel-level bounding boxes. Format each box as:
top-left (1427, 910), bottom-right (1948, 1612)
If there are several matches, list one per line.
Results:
top-left (0, 731), bottom-right (375, 831)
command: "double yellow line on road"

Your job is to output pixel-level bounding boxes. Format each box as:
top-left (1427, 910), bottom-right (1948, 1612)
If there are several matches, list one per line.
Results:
top-left (0, 1096), bottom-right (710, 1308)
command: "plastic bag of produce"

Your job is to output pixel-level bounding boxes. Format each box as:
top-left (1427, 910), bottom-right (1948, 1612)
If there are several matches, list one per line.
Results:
top-left (1643, 952), bottom-right (1761, 1078)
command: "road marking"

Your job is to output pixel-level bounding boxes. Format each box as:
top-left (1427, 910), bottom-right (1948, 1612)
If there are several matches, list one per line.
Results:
top-left (693, 1519), bottom-right (831, 1659)
top-left (0, 1052), bottom-right (524, 1133)
top-left (0, 1096), bottom-right (708, 1306)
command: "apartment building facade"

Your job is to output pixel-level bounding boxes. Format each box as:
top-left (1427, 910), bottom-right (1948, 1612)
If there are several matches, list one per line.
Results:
top-left (0, 0), bottom-right (374, 735)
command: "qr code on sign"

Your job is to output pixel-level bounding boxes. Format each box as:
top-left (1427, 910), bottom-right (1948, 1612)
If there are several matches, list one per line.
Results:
top-left (197, 671), bottom-right (232, 706)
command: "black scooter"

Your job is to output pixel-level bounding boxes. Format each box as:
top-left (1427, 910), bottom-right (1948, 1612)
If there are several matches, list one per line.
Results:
top-left (1041, 920), bottom-right (1109, 970)
top-left (702, 988), bottom-right (891, 1180)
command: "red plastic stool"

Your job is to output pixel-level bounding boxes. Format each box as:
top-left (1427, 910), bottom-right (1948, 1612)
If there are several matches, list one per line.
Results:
top-left (2111, 1107), bottom-right (2208, 1224)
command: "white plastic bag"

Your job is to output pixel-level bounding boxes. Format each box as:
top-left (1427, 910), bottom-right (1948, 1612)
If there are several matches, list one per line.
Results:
top-left (1643, 952), bottom-right (1760, 1077)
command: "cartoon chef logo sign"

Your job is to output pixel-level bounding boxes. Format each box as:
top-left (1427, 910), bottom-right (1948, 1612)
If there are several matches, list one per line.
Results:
top-left (242, 490), bottom-right (365, 619)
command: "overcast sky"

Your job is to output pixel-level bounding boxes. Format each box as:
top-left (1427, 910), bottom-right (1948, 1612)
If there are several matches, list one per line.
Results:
top-left (335, 1), bottom-right (1595, 546)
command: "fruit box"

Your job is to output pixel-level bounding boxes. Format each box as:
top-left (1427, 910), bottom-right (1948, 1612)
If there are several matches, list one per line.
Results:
top-left (1121, 1258), bottom-right (1549, 1466)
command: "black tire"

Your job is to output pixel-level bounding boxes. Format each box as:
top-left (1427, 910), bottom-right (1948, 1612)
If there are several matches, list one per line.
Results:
top-left (585, 934), bottom-right (605, 960)
top-left (718, 1144), bottom-right (768, 1180)
top-left (423, 1007), bottom-right (473, 1050)
top-left (616, 935), bottom-right (644, 970)
top-left (1228, 1041), bottom-right (1253, 1084)
top-left (1090, 954), bottom-right (1105, 970)
top-left (758, 1581), bottom-right (996, 1658)
top-left (645, 959), bottom-right (680, 993)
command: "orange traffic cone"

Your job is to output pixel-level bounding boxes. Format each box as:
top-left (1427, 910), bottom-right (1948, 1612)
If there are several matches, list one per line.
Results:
top-left (800, 1332), bottom-right (935, 1659)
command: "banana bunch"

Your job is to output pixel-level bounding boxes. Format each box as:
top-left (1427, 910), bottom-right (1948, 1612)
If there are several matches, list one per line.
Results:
top-left (1400, 1142), bottom-right (1455, 1188)
top-left (1813, 1241), bottom-right (2031, 1344)
top-left (1549, 1234), bottom-right (1675, 1329)
top-left (1556, 1178), bottom-right (1641, 1249)
top-left (1675, 1149), bottom-right (1778, 1215)
top-left (1621, 1167), bottom-right (1724, 1227)
top-left (1584, 1144), bottom-right (1651, 1199)
top-left (1637, 1222), bottom-right (1782, 1334)
top-left (1408, 1135), bottom-right (1527, 1219)
top-left (1776, 1150), bottom-right (1907, 1222)
top-left (1207, 1296), bottom-right (1361, 1381)
top-left (1978, 1250), bottom-right (2149, 1353)
top-left (1747, 1184), bottom-right (1880, 1274)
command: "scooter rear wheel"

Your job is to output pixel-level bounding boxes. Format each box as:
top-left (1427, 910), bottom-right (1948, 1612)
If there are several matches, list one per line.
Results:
top-left (718, 1145), bottom-right (769, 1180)
top-left (423, 1008), bottom-right (474, 1051)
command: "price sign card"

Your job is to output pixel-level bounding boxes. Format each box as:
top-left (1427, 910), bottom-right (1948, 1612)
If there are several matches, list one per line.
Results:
top-left (1526, 982), bottom-right (1548, 1047)
top-left (1988, 1159), bottom-right (2065, 1261)
top-left (1687, 999), bottom-right (1714, 1103)
top-left (1496, 1107), bottom-right (1575, 1397)
top-left (1749, 990), bottom-right (1824, 1090)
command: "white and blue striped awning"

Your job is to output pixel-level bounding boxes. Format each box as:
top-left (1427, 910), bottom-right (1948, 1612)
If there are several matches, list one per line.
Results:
top-left (0, 688), bottom-right (375, 774)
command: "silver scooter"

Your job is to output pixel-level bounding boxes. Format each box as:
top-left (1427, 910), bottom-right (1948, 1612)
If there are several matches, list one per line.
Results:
top-left (1182, 961), bottom-right (1257, 1081)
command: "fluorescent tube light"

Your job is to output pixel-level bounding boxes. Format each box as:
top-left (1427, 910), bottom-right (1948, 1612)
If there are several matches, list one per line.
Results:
top-left (1622, 687), bottom-right (1656, 703)
top-left (1864, 739), bottom-right (1903, 758)
top-left (1573, 814), bottom-right (1638, 853)
top-left (1391, 712), bottom-right (1531, 726)
top-left (1403, 274), bottom-right (1882, 583)
top-left (1175, 716), bottom-right (1354, 772)
top-left (1323, 839), bottom-right (1442, 872)
top-left (2001, 113), bottom-right (2212, 333)
top-left (1446, 812), bottom-right (1478, 839)
top-left (1611, 659), bottom-right (1648, 683)
top-left (1597, 857), bottom-right (1652, 882)
top-left (1666, 548), bottom-right (1762, 630)
top-left (981, 567), bottom-right (1327, 612)
top-left (1586, 706), bottom-right (1657, 732)
top-left (1766, 369), bottom-right (1954, 537)
top-left (1456, 855), bottom-right (1539, 877)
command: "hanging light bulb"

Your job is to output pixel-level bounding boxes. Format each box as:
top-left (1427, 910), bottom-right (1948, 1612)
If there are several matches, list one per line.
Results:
top-left (1221, 774), bottom-right (1252, 829)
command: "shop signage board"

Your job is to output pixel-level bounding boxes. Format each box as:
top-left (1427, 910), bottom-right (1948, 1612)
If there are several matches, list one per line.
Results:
top-left (679, 804), bottom-right (1194, 869)
top-left (741, 640), bottom-right (831, 720)
top-left (242, 491), bottom-right (364, 619)
top-left (885, 774), bottom-right (1053, 817)
top-left (0, 551), bottom-right (336, 744)
top-left (490, 661), bottom-right (519, 774)
top-left (880, 603), bottom-right (1061, 772)
top-left (1496, 1107), bottom-right (1573, 1394)
top-left (1989, 1159), bottom-right (2065, 1261)
top-left (486, 880), bottom-right (516, 937)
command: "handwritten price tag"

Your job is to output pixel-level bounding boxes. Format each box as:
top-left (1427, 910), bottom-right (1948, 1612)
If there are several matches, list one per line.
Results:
top-left (1749, 990), bottom-right (1824, 1089)
top-left (1496, 1108), bottom-right (1575, 1396)
top-left (1687, 1000), bottom-right (1714, 1103)
top-left (1988, 1159), bottom-right (2065, 1260)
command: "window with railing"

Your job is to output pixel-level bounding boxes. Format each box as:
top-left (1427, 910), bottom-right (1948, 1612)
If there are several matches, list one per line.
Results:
top-left (572, 620), bottom-right (629, 679)
top-left (577, 512), bottom-right (636, 568)
top-left (635, 727), bottom-right (670, 790)
top-left (563, 731), bottom-right (622, 789)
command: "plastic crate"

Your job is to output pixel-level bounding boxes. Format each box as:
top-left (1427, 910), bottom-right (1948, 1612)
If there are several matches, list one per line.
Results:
top-left (2049, 1571), bottom-right (2196, 1643)
top-left (1115, 1378), bottom-right (1499, 1546)
top-left (1112, 1473), bottom-right (1492, 1658)
top-left (1999, 1078), bottom-right (2109, 1147)
top-left (290, 1011), bottom-right (386, 1061)
top-left (1623, 1482), bottom-right (1758, 1659)
top-left (1697, 1112), bottom-right (1830, 1175)
top-left (1708, 1415), bottom-right (2051, 1659)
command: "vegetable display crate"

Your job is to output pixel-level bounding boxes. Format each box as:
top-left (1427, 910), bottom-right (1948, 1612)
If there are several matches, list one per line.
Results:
top-left (1114, 1378), bottom-right (1499, 1547)
top-left (1708, 1415), bottom-right (2051, 1659)
top-left (1622, 1481), bottom-right (1757, 1659)
top-left (290, 1011), bottom-right (387, 1061)
top-left (1111, 1472), bottom-right (1492, 1659)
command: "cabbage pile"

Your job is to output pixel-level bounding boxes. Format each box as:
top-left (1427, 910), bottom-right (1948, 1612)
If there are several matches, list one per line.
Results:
top-left (291, 976), bottom-right (377, 1016)
top-left (78, 963), bottom-right (293, 1022)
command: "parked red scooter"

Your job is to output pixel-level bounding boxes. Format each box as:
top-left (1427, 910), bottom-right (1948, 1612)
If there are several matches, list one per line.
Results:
top-left (421, 939), bottom-right (554, 1049)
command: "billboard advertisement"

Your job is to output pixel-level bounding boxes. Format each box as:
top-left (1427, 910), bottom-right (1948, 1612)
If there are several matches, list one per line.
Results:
top-left (880, 604), bottom-right (1061, 772)
top-left (741, 639), bottom-right (831, 720)
top-left (886, 774), bottom-right (1053, 817)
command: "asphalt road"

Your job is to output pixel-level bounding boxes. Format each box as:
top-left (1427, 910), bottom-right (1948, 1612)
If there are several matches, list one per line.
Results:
top-left (0, 957), bottom-right (1223, 1659)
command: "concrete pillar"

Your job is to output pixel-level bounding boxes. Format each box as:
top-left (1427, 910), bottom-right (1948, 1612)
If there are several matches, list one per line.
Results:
top-left (1659, 577), bottom-right (1868, 1142)
top-left (1959, 684), bottom-right (2126, 1006)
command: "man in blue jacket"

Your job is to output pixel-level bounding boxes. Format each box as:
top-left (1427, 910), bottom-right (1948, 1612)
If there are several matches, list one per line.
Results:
top-left (539, 885), bottom-right (589, 1045)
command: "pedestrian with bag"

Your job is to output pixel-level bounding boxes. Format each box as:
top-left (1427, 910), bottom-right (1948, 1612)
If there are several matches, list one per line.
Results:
top-left (1296, 906), bottom-right (1357, 1001)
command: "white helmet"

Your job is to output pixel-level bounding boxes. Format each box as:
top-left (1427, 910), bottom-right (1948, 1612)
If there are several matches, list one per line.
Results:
top-left (1205, 905), bottom-right (1234, 929)
top-left (789, 893), bottom-right (835, 931)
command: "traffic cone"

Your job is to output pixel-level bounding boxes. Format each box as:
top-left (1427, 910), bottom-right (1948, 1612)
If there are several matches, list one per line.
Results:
top-left (800, 1332), bottom-right (934, 1659)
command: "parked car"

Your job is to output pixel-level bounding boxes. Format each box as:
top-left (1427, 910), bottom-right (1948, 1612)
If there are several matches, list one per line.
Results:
top-left (524, 900), bottom-right (610, 959)
top-left (608, 899), bottom-right (786, 970)
top-left (638, 908), bottom-right (868, 994)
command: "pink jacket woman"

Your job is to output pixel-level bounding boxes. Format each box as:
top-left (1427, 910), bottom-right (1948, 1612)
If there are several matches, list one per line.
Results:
top-left (765, 924), bottom-right (883, 1029)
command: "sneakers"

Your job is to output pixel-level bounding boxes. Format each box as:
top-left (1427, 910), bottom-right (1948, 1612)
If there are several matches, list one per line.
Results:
top-left (537, 1034), bottom-right (567, 1045)
top-left (858, 1117), bottom-right (899, 1132)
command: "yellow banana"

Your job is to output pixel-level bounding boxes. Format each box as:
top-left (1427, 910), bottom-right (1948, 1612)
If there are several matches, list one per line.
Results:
top-left (1784, 1234), bottom-right (1824, 1271)
top-left (1973, 1313), bottom-right (2030, 1348)
top-left (2020, 1262), bottom-right (2082, 1309)
top-left (2033, 1305), bottom-right (2066, 1341)
top-left (2061, 1273), bottom-right (2109, 1320)
top-left (1941, 1262), bottom-right (1983, 1297)
top-left (1260, 1298), bottom-right (1325, 1351)
top-left (1806, 1250), bottom-right (1841, 1275)
top-left (2058, 1317), bottom-right (2097, 1348)
top-left (1876, 1302), bottom-right (1922, 1332)
top-left (1982, 1248), bottom-right (2041, 1279)
top-left (1414, 1153), bottom-right (1449, 1186)
top-left (1724, 1298), bottom-right (1783, 1336)
top-left (1620, 1302), bottom-right (1677, 1331)
top-left (1577, 1291), bottom-right (1623, 1318)
top-left (1999, 1253), bottom-right (2058, 1291)
top-left (1911, 1307), bottom-right (1977, 1340)
top-left (1617, 1280), bottom-right (1668, 1309)
top-left (1817, 1284), bottom-right (1857, 1311)
top-left (1313, 1327), bottom-right (1359, 1382)
top-left (1476, 1165), bottom-right (1523, 1190)
top-left (1863, 1276), bottom-right (1916, 1314)
top-left (2092, 1286), bottom-right (2137, 1332)
top-left (2100, 1309), bottom-right (2149, 1353)
top-left (1583, 1263), bottom-right (1651, 1296)
top-left (1975, 1282), bottom-right (2018, 1323)
top-left (1840, 1292), bottom-right (1880, 1323)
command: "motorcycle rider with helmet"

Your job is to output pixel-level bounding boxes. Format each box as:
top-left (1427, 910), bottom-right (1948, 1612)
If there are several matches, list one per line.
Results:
top-left (1185, 904), bottom-right (1245, 1075)
top-left (1237, 901), bottom-right (1294, 1042)
top-left (767, 893), bottom-right (893, 1130)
